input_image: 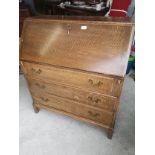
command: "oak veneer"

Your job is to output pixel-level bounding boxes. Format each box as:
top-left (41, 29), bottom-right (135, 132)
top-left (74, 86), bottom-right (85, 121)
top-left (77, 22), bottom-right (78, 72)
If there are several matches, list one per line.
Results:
top-left (22, 61), bottom-right (117, 96)
top-left (20, 16), bottom-right (134, 139)
top-left (28, 77), bottom-right (118, 112)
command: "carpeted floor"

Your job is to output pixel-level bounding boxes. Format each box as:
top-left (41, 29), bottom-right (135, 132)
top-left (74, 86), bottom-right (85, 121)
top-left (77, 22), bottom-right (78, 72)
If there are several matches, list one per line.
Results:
top-left (19, 74), bottom-right (135, 155)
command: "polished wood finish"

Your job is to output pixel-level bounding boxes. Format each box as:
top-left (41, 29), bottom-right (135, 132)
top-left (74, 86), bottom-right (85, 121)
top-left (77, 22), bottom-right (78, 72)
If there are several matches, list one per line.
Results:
top-left (20, 16), bottom-right (134, 139)
top-left (33, 92), bottom-right (114, 126)
top-left (22, 62), bottom-right (117, 96)
top-left (20, 16), bottom-right (134, 77)
top-left (28, 77), bottom-right (118, 112)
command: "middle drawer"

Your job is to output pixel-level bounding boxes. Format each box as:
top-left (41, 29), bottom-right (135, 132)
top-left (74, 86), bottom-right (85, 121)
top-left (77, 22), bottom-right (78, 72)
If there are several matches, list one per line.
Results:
top-left (28, 77), bottom-right (117, 112)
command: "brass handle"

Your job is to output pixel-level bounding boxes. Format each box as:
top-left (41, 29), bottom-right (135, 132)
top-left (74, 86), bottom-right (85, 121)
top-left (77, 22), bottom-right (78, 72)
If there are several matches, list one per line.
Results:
top-left (88, 79), bottom-right (93, 85)
top-left (40, 97), bottom-right (49, 102)
top-left (94, 98), bottom-right (101, 103)
top-left (88, 79), bottom-right (103, 87)
top-left (35, 83), bottom-right (45, 89)
top-left (88, 111), bottom-right (100, 117)
top-left (97, 81), bottom-right (103, 86)
top-left (31, 68), bottom-right (42, 74)
top-left (31, 68), bottom-right (35, 72)
top-left (88, 96), bottom-right (93, 101)
top-left (88, 96), bottom-right (101, 104)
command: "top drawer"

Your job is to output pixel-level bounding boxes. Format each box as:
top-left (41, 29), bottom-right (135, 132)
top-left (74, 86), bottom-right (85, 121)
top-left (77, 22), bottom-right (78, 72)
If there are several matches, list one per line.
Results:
top-left (21, 61), bottom-right (120, 96)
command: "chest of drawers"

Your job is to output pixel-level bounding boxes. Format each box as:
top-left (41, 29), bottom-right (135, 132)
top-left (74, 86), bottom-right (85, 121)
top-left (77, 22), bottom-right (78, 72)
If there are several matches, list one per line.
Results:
top-left (20, 16), bottom-right (134, 139)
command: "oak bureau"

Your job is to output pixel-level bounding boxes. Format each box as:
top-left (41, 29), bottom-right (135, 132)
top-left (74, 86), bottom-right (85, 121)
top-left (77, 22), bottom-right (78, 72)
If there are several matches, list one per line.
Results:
top-left (20, 16), bottom-right (134, 139)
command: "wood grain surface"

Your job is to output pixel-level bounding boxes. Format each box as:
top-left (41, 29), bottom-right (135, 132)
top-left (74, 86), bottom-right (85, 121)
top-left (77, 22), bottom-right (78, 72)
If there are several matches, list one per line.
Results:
top-left (28, 77), bottom-right (118, 112)
top-left (33, 92), bottom-right (114, 126)
top-left (22, 61), bottom-right (117, 96)
top-left (20, 16), bottom-right (134, 139)
top-left (20, 17), bottom-right (134, 77)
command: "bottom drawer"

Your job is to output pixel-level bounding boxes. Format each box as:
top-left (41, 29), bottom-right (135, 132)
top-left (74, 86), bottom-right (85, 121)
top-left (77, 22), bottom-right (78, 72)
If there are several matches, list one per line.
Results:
top-left (33, 92), bottom-right (114, 127)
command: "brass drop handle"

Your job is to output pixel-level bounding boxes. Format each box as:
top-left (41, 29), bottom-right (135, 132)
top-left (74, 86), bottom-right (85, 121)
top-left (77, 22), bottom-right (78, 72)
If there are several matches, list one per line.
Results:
top-left (35, 83), bottom-right (45, 89)
top-left (88, 111), bottom-right (100, 117)
top-left (94, 98), bottom-right (101, 103)
top-left (88, 96), bottom-right (93, 101)
top-left (31, 68), bottom-right (35, 72)
top-left (96, 81), bottom-right (103, 86)
top-left (40, 97), bottom-right (49, 102)
top-left (88, 96), bottom-right (101, 105)
top-left (31, 68), bottom-right (42, 74)
top-left (88, 79), bottom-right (103, 87)
top-left (88, 79), bottom-right (93, 85)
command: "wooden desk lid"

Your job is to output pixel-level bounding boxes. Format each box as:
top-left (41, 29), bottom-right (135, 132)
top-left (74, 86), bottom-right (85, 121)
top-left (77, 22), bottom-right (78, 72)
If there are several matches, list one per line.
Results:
top-left (20, 16), bottom-right (134, 77)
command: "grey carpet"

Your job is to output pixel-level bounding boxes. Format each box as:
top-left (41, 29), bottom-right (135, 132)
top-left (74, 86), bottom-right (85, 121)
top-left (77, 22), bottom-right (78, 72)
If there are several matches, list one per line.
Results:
top-left (19, 75), bottom-right (135, 155)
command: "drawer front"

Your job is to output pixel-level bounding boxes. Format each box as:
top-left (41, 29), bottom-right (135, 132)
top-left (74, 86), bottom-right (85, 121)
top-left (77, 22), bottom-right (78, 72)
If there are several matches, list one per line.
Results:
top-left (33, 92), bottom-right (114, 127)
top-left (22, 62), bottom-right (116, 96)
top-left (28, 77), bottom-right (117, 112)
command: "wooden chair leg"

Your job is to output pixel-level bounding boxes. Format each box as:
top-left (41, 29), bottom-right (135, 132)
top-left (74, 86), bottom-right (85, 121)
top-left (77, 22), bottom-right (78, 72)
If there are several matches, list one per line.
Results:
top-left (107, 129), bottom-right (113, 139)
top-left (33, 103), bottom-right (40, 113)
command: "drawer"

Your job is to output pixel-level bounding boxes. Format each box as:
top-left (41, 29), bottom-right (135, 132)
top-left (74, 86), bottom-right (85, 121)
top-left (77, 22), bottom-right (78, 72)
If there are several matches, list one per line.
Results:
top-left (33, 92), bottom-right (114, 127)
top-left (28, 77), bottom-right (118, 112)
top-left (22, 62), bottom-right (119, 96)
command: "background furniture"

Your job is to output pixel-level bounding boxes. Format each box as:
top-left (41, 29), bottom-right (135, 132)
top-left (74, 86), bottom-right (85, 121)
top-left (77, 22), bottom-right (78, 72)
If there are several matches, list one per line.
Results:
top-left (45, 0), bottom-right (62, 15)
top-left (23, 0), bottom-right (134, 17)
top-left (109, 0), bottom-right (131, 17)
top-left (57, 5), bottom-right (110, 16)
top-left (42, 0), bottom-right (111, 16)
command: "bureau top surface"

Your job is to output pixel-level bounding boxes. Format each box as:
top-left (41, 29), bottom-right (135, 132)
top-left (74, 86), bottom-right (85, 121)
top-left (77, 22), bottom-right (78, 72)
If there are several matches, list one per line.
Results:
top-left (20, 16), bottom-right (134, 77)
